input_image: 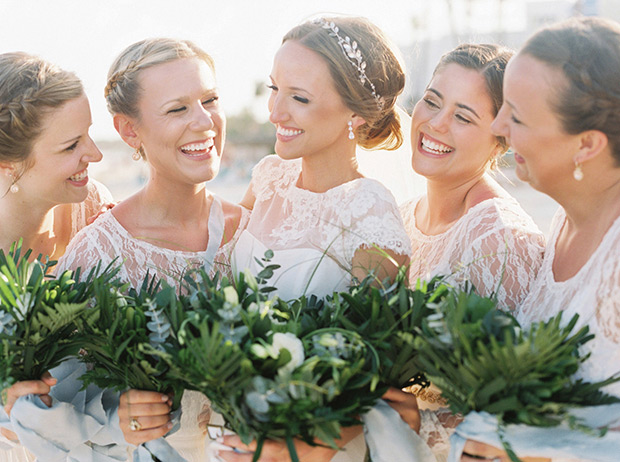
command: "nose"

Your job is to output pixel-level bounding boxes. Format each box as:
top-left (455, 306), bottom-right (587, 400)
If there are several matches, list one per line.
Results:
top-left (268, 92), bottom-right (287, 125)
top-left (83, 136), bottom-right (103, 163)
top-left (191, 103), bottom-right (215, 131)
top-left (491, 104), bottom-right (508, 137)
top-left (428, 109), bottom-right (450, 133)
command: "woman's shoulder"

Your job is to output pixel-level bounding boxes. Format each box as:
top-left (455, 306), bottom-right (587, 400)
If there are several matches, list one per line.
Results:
top-left (250, 155), bottom-right (300, 199)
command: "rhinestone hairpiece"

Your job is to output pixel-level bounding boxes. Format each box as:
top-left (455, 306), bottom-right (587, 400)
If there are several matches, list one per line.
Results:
top-left (315, 18), bottom-right (384, 111)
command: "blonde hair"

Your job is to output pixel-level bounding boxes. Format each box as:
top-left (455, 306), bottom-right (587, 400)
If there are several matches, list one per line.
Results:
top-left (0, 52), bottom-right (83, 172)
top-left (283, 16), bottom-right (406, 150)
top-left (105, 38), bottom-right (215, 119)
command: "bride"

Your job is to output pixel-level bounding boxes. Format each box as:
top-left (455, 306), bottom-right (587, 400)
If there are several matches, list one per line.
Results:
top-left (221, 15), bottom-right (418, 462)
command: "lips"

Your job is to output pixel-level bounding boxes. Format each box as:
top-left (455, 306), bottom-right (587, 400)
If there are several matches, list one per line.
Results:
top-left (275, 126), bottom-right (304, 141)
top-left (513, 152), bottom-right (525, 164)
top-left (68, 168), bottom-right (88, 185)
top-left (419, 133), bottom-right (454, 157)
top-left (179, 138), bottom-right (215, 158)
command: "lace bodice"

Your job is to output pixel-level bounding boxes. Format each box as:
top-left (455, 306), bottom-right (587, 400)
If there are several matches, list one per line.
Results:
top-left (232, 155), bottom-right (411, 300)
top-left (400, 195), bottom-right (545, 311)
top-left (55, 193), bottom-right (249, 462)
top-left (517, 208), bottom-right (620, 399)
top-left (56, 194), bottom-right (248, 288)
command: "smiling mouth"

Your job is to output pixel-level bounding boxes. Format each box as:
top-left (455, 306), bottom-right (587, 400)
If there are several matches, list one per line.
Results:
top-left (69, 169), bottom-right (88, 182)
top-left (276, 127), bottom-right (304, 137)
top-left (180, 139), bottom-right (215, 156)
top-left (420, 134), bottom-right (454, 156)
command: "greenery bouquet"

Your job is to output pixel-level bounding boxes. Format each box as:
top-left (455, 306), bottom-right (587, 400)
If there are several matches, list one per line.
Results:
top-left (163, 269), bottom-right (383, 462)
top-left (77, 274), bottom-right (193, 462)
top-left (334, 270), bottom-right (449, 391)
top-left (0, 240), bottom-right (115, 393)
top-left (413, 288), bottom-right (620, 461)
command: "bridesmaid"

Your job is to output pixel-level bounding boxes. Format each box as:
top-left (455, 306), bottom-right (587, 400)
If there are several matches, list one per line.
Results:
top-left (399, 43), bottom-right (546, 462)
top-left (57, 38), bottom-right (248, 462)
top-left (461, 16), bottom-right (620, 462)
top-left (400, 43), bottom-right (545, 313)
top-left (0, 52), bottom-right (113, 462)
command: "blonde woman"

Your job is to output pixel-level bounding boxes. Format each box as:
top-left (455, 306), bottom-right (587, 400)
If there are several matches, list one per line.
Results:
top-left (57, 38), bottom-right (248, 462)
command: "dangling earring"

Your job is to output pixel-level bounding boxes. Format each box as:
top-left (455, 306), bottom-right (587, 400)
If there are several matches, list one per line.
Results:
top-left (9, 182), bottom-right (19, 194)
top-left (132, 146), bottom-right (142, 161)
top-left (573, 161), bottom-right (584, 181)
top-left (347, 121), bottom-right (355, 140)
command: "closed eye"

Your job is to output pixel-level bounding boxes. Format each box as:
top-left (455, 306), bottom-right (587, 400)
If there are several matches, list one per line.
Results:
top-left (65, 140), bottom-right (79, 151)
top-left (202, 96), bottom-right (219, 105)
top-left (167, 106), bottom-right (186, 114)
top-left (455, 114), bottom-right (473, 124)
top-left (423, 98), bottom-right (439, 109)
top-left (293, 95), bottom-right (309, 104)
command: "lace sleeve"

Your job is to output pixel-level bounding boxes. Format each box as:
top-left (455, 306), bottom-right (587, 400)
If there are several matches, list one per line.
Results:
top-left (457, 224), bottom-right (545, 312)
top-left (249, 155), bottom-right (296, 202)
top-left (419, 408), bottom-right (462, 462)
top-left (70, 179), bottom-right (114, 239)
top-left (344, 180), bottom-right (412, 259)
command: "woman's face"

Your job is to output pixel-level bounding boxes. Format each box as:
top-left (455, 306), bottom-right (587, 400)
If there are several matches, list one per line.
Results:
top-left (410, 63), bottom-right (500, 184)
top-left (268, 40), bottom-right (356, 161)
top-left (491, 53), bottom-right (580, 194)
top-left (17, 94), bottom-right (102, 205)
top-left (133, 57), bottom-right (225, 186)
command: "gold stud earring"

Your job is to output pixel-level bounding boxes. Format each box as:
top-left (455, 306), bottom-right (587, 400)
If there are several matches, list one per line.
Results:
top-left (573, 161), bottom-right (584, 181)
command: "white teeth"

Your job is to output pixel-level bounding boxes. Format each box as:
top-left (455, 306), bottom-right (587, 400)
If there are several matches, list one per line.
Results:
top-left (421, 135), bottom-right (453, 154)
top-left (277, 127), bottom-right (303, 137)
top-left (69, 170), bottom-right (88, 182)
top-left (180, 140), bottom-right (214, 154)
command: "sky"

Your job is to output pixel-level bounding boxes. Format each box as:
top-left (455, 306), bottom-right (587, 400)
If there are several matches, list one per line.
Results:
top-left (0, 0), bottom-right (532, 140)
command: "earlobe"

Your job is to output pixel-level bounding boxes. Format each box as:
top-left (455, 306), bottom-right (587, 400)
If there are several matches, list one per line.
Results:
top-left (113, 114), bottom-right (141, 149)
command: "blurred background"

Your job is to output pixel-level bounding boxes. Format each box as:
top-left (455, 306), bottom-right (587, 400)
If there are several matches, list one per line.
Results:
top-left (2, 0), bottom-right (617, 233)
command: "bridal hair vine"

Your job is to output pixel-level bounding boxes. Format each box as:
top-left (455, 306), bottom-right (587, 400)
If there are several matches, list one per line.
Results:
top-left (315, 18), bottom-right (384, 111)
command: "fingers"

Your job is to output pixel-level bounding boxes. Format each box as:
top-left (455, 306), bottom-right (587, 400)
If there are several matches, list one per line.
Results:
top-left (40, 372), bottom-right (57, 387)
top-left (118, 389), bottom-right (172, 445)
top-left (382, 386), bottom-right (412, 403)
top-left (383, 387), bottom-right (421, 432)
top-left (3, 380), bottom-right (54, 416)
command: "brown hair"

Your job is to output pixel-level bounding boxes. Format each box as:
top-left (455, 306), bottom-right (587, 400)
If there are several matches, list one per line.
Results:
top-left (521, 16), bottom-right (620, 164)
top-left (283, 16), bottom-right (406, 150)
top-left (0, 52), bottom-right (83, 181)
top-left (434, 43), bottom-right (514, 155)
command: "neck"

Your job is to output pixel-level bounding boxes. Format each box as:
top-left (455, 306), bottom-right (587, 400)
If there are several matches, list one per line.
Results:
top-left (0, 194), bottom-right (59, 257)
top-left (136, 176), bottom-right (211, 225)
top-left (298, 146), bottom-right (361, 192)
top-left (556, 175), bottom-right (620, 231)
top-left (422, 173), bottom-right (499, 230)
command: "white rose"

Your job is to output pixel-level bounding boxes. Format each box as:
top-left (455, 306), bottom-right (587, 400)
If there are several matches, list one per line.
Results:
top-left (272, 332), bottom-right (305, 374)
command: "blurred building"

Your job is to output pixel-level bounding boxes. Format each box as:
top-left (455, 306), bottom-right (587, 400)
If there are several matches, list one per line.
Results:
top-left (401, 0), bottom-right (620, 109)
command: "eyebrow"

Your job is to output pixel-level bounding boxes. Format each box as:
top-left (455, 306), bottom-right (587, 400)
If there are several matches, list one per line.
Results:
top-left (162, 89), bottom-right (218, 106)
top-left (428, 88), bottom-right (481, 120)
top-left (269, 76), bottom-right (313, 97)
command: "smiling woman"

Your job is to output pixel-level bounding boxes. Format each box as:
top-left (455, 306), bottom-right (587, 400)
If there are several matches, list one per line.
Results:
top-left (0, 51), bottom-right (114, 462)
top-left (398, 43), bottom-right (546, 462)
top-left (55, 37), bottom-right (250, 462)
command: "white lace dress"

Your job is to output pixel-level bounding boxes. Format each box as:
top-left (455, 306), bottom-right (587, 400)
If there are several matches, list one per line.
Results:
top-left (0, 180), bottom-right (113, 462)
top-left (518, 208), bottom-right (620, 398)
top-left (400, 195), bottom-right (546, 462)
top-left (56, 193), bottom-right (249, 462)
top-left (232, 155), bottom-right (411, 301)
top-left (231, 155), bottom-right (411, 461)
